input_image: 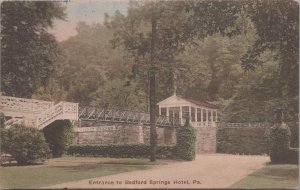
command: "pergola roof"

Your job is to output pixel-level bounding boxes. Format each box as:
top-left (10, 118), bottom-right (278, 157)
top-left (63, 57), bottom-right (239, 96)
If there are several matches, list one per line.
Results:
top-left (183, 98), bottom-right (218, 109)
top-left (157, 95), bottom-right (218, 109)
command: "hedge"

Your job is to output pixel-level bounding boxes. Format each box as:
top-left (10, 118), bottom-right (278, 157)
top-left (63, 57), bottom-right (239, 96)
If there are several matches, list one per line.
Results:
top-left (174, 118), bottom-right (196, 161)
top-left (68, 144), bottom-right (175, 159)
top-left (286, 148), bottom-right (298, 164)
top-left (217, 127), bottom-right (269, 155)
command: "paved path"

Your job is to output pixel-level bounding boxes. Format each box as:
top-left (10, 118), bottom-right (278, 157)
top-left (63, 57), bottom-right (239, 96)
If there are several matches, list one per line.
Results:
top-left (46, 154), bottom-right (269, 189)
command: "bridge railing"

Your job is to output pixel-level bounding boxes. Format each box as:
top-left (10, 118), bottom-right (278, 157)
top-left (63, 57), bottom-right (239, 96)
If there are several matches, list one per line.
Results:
top-left (78, 106), bottom-right (181, 127)
top-left (217, 122), bottom-right (270, 128)
top-left (0, 95), bottom-right (53, 114)
top-left (63, 102), bottom-right (79, 120)
top-left (36, 102), bottom-right (64, 128)
top-left (36, 101), bottom-right (78, 129)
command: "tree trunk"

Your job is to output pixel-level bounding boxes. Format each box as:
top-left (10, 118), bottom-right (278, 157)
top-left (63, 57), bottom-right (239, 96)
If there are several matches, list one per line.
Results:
top-left (149, 5), bottom-right (157, 162)
top-left (149, 71), bottom-right (157, 162)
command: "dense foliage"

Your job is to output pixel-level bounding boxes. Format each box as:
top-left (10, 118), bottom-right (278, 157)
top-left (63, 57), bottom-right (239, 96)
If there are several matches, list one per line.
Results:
top-left (28, 1), bottom-right (297, 125)
top-left (43, 120), bottom-right (73, 157)
top-left (174, 119), bottom-right (196, 161)
top-left (1, 1), bottom-right (65, 98)
top-left (242, 1), bottom-right (299, 113)
top-left (68, 144), bottom-right (174, 159)
top-left (2, 125), bottom-right (50, 165)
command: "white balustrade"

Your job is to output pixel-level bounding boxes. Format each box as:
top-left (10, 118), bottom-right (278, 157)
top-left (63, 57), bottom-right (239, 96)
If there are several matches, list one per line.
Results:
top-left (1, 95), bottom-right (78, 129)
top-left (36, 102), bottom-right (64, 128)
top-left (36, 102), bottom-right (78, 129)
top-left (1, 95), bottom-right (53, 114)
top-left (63, 102), bottom-right (79, 120)
top-left (190, 121), bottom-right (216, 127)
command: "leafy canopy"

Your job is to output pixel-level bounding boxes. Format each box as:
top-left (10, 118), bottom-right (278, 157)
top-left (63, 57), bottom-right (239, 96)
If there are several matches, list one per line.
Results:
top-left (1, 1), bottom-right (66, 98)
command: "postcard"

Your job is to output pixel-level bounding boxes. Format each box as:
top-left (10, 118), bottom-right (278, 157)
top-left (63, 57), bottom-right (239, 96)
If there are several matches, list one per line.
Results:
top-left (0, 0), bottom-right (298, 189)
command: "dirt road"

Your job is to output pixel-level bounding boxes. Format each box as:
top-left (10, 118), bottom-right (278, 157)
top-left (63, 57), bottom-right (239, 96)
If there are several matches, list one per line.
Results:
top-left (46, 154), bottom-right (269, 189)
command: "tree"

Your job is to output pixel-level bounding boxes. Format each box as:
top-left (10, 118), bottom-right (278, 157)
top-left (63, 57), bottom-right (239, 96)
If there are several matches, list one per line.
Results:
top-left (1, 1), bottom-right (66, 98)
top-left (219, 54), bottom-right (283, 123)
top-left (32, 78), bottom-right (67, 102)
top-left (177, 31), bottom-right (255, 101)
top-left (105, 1), bottom-right (242, 161)
top-left (53, 22), bottom-right (137, 105)
top-left (90, 79), bottom-right (147, 110)
top-left (241, 0), bottom-right (299, 122)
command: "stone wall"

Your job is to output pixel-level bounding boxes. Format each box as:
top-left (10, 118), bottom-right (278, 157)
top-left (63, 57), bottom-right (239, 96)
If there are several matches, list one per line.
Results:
top-left (195, 127), bottom-right (217, 153)
top-left (73, 121), bottom-right (177, 145)
top-left (73, 120), bottom-right (216, 154)
top-left (74, 125), bottom-right (143, 144)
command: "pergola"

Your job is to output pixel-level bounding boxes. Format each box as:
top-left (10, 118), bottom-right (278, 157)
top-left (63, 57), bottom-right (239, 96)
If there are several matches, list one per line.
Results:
top-left (157, 94), bottom-right (218, 127)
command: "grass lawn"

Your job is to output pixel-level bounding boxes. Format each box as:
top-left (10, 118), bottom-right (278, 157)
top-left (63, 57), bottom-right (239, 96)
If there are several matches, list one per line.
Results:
top-left (0, 156), bottom-right (168, 189)
top-left (231, 164), bottom-right (298, 189)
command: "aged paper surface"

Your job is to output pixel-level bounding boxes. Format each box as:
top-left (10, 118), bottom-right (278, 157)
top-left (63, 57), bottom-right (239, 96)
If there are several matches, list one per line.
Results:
top-left (0, 0), bottom-right (298, 189)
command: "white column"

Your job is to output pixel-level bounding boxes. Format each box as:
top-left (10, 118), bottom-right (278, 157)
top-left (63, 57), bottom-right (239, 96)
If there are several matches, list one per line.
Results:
top-left (206, 109), bottom-right (208, 127)
top-left (76, 103), bottom-right (79, 120)
top-left (62, 101), bottom-right (65, 120)
top-left (201, 108), bottom-right (203, 127)
top-left (179, 106), bottom-right (183, 125)
top-left (195, 108), bottom-right (198, 126)
top-left (211, 109), bottom-right (214, 123)
top-left (159, 106), bottom-right (161, 115)
top-left (166, 107), bottom-right (169, 117)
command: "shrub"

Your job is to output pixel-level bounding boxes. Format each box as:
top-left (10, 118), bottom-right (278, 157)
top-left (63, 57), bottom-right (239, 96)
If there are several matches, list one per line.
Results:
top-left (268, 122), bottom-right (291, 163)
top-left (68, 144), bottom-right (175, 159)
top-left (286, 148), bottom-right (298, 164)
top-left (174, 118), bottom-right (196, 161)
top-left (0, 112), bottom-right (5, 129)
top-left (43, 120), bottom-right (74, 157)
top-left (288, 122), bottom-right (299, 148)
top-left (1, 127), bottom-right (9, 154)
top-left (3, 125), bottom-right (50, 165)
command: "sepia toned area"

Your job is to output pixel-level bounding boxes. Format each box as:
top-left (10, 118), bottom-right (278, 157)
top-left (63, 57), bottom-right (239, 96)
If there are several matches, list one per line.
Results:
top-left (0, 0), bottom-right (298, 189)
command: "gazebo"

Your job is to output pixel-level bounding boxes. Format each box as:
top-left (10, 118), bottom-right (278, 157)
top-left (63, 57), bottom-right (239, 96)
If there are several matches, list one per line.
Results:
top-left (157, 94), bottom-right (218, 127)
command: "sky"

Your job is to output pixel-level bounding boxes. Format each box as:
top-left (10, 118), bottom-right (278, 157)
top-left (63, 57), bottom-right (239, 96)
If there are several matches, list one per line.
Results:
top-left (48, 0), bottom-right (129, 42)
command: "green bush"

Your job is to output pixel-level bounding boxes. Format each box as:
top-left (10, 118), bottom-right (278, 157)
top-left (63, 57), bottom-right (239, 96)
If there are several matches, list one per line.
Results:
top-left (3, 125), bottom-right (50, 165)
top-left (268, 122), bottom-right (291, 163)
top-left (288, 122), bottom-right (299, 148)
top-left (43, 120), bottom-right (74, 157)
top-left (68, 144), bottom-right (175, 159)
top-left (174, 119), bottom-right (196, 161)
top-left (0, 112), bottom-right (5, 129)
top-left (286, 148), bottom-right (298, 164)
top-left (1, 127), bottom-right (9, 154)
